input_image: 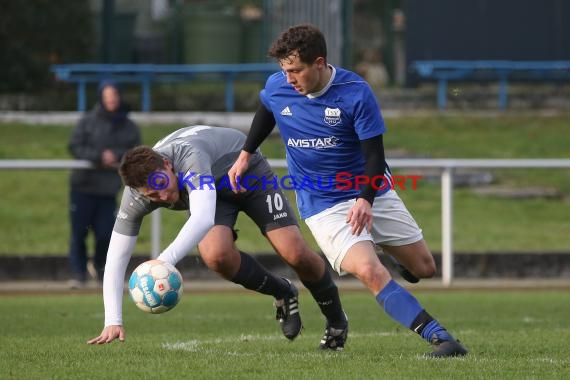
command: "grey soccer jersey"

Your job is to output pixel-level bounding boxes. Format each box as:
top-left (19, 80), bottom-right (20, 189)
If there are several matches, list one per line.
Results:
top-left (113, 125), bottom-right (262, 236)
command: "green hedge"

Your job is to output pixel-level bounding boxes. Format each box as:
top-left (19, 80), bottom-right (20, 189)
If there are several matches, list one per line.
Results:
top-left (0, 0), bottom-right (94, 93)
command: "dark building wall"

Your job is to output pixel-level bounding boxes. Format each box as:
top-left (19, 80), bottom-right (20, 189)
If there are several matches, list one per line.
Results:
top-left (405, 0), bottom-right (570, 61)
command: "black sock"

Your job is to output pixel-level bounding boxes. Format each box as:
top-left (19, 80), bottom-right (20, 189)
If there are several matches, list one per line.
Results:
top-left (231, 251), bottom-right (290, 299)
top-left (410, 309), bottom-right (453, 342)
top-left (410, 309), bottom-right (434, 336)
top-left (301, 268), bottom-right (346, 328)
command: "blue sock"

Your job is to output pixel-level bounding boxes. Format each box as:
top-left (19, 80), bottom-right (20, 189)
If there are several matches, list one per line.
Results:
top-left (420, 320), bottom-right (453, 342)
top-left (376, 279), bottom-right (453, 343)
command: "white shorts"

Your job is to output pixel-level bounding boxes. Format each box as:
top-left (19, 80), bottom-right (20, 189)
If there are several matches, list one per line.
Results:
top-left (305, 190), bottom-right (423, 274)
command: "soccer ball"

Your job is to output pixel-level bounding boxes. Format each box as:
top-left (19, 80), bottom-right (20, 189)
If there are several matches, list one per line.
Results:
top-left (128, 260), bottom-right (183, 314)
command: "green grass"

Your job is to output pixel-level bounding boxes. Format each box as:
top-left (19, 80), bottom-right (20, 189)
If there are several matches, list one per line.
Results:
top-left (0, 290), bottom-right (569, 379)
top-left (0, 116), bottom-right (569, 255)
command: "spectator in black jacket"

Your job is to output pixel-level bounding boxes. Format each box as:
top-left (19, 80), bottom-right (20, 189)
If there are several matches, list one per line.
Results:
top-left (68, 80), bottom-right (141, 288)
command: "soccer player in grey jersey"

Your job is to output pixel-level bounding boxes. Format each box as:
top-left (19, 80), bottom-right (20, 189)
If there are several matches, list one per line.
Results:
top-left (88, 125), bottom-right (347, 347)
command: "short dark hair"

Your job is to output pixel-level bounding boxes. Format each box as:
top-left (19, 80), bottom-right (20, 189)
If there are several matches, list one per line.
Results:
top-left (119, 146), bottom-right (165, 188)
top-left (268, 24), bottom-right (327, 64)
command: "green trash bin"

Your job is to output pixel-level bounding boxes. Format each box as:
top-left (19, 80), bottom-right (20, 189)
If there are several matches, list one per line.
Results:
top-left (184, 5), bottom-right (242, 64)
top-left (242, 19), bottom-right (264, 63)
top-left (111, 12), bottom-right (136, 63)
top-left (95, 11), bottom-right (136, 63)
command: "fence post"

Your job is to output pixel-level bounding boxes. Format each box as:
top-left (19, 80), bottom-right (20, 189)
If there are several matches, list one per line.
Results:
top-left (78, 81), bottom-right (87, 112)
top-left (142, 78), bottom-right (152, 112)
top-left (441, 167), bottom-right (454, 286)
top-left (498, 73), bottom-right (508, 110)
top-left (225, 73), bottom-right (236, 112)
top-left (437, 79), bottom-right (447, 110)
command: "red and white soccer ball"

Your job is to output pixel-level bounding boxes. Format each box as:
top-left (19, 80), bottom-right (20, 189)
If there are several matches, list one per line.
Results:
top-left (128, 260), bottom-right (183, 314)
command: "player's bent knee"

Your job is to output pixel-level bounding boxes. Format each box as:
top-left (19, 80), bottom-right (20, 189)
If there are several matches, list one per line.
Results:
top-left (401, 245), bottom-right (437, 279)
top-left (422, 260), bottom-right (437, 278)
top-left (408, 263), bottom-right (436, 279)
top-left (279, 246), bottom-right (313, 268)
top-left (271, 231), bottom-right (311, 264)
top-left (415, 256), bottom-right (436, 278)
top-left (200, 250), bottom-right (238, 277)
top-left (353, 262), bottom-right (390, 289)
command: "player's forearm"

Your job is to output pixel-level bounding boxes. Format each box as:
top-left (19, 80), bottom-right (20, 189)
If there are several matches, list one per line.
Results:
top-left (103, 231), bottom-right (137, 327)
top-left (242, 104), bottom-right (276, 153)
top-left (358, 135), bottom-right (386, 205)
top-left (235, 150), bottom-right (253, 166)
top-left (157, 189), bottom-right (216, 265)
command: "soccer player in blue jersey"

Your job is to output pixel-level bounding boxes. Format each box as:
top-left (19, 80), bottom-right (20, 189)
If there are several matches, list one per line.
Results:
top-left (229, 24), bottom-right (468, 356)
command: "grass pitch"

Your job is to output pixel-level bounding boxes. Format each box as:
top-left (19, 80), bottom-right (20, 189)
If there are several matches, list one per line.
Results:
top-left (1, 289), bottom-right (568, 379)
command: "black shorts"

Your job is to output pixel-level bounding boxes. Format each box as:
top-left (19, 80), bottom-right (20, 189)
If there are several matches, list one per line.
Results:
top-left (214, 158), bottom-right (298, 235)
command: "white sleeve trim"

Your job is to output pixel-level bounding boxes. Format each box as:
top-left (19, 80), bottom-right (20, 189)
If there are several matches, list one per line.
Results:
top-left (103, 231), bottom-right (137, 327)
top-left (157, 188), bottom-right (216, 266)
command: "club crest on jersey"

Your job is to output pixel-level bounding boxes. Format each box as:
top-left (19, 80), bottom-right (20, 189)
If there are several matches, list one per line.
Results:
top-left (324, 107), bottom-right (342, 126)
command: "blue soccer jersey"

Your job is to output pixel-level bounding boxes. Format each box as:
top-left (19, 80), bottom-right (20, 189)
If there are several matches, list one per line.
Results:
top-left (260, 66), bottom-right (392, 219)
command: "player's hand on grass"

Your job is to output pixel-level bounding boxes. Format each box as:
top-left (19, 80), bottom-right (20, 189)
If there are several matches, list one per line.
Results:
top-left (87, 325), bottom-right (125, 344)
top-left (346, 198), bottom-right (373, 236)
top-left (228, 151), bottom-right (251, 193)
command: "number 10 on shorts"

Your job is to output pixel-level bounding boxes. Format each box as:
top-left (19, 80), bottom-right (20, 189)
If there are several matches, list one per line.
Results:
top-left (266, 194), bottom-right (284, 214)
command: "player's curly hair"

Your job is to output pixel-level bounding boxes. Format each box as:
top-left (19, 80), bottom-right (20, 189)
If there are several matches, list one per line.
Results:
top-left (268, 24), bottom-right (327, 64)
top-left (119, 146), bottom-right (165, 188)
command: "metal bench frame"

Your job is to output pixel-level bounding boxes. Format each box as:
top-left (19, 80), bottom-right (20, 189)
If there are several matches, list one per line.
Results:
top-left (51, 63), bottom-right (280, 112)
top-left (409, 60), bottom-right (570, 110)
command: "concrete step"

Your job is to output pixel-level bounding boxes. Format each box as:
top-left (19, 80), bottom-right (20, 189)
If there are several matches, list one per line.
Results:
top-left (1, 253), bottom-right (569, 282)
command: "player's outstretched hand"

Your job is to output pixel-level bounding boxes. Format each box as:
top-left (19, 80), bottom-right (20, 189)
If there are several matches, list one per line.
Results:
top-left (87, 325), bottom-right (125, 345)
top-left (228, 151), bottom-right (251, 193)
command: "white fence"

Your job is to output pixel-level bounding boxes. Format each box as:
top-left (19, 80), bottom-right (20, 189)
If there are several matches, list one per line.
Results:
top-left (2, 158), bottom-right (570, 286)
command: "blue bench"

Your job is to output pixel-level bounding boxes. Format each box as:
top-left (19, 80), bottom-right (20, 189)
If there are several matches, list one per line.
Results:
top-left (50, 63), bottom-right (280, 112)
top-left (409, 60), bottom-right (570, 110)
